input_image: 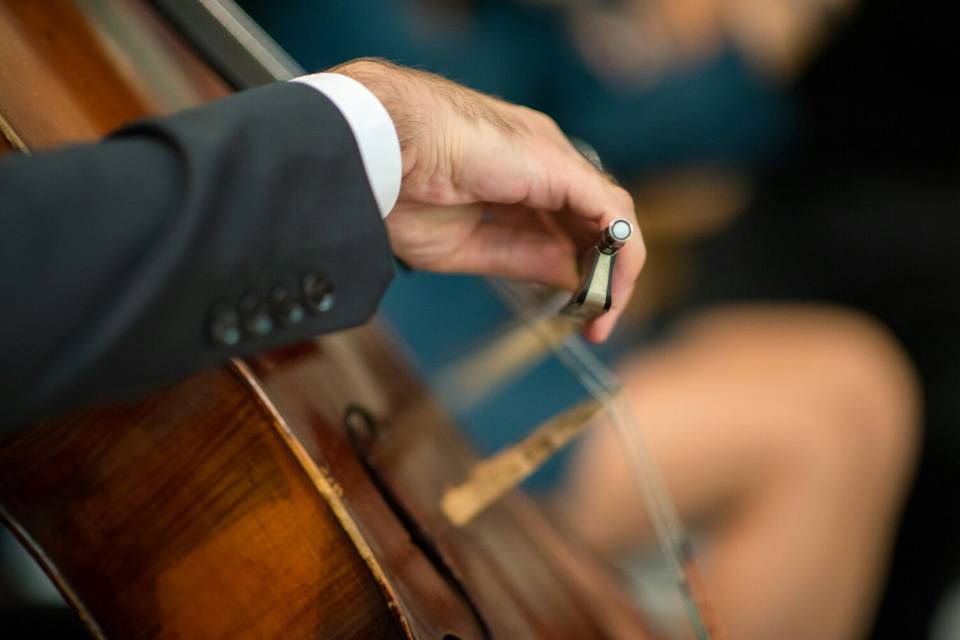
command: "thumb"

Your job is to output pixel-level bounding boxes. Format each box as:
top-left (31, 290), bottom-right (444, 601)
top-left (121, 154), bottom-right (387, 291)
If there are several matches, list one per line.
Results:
top-left (436, 219), bottom-right (581, 291)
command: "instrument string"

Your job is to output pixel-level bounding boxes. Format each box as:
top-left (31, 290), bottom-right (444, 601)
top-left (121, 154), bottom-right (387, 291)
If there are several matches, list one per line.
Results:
top-left (489, 279), bottom-right (719, 640)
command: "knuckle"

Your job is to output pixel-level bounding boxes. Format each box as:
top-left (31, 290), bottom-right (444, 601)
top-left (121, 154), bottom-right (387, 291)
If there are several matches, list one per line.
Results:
top-left (533, 110), bottom-right (561, 133)
top-left (612, 186), bottom-right (635, 213)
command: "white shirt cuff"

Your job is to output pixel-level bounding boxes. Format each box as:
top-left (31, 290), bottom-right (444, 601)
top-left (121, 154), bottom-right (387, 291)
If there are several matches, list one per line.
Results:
top-left (291, 72), bottom-right (401, 219)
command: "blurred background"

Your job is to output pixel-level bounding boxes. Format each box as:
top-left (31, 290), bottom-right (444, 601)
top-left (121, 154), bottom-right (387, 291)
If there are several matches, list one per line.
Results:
top-left (3, 0), bottom-right (958, 638)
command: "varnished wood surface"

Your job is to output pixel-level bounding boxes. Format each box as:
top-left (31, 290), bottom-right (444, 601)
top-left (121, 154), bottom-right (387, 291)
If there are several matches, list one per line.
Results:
top-left (0, 0), bottom-right (227, 149)
top-left (249, 328), bottom-right (654, 639)
top-left (0, 1), bottom-right (654, 637)
top-left (0, 368), bottom-right (406, 639)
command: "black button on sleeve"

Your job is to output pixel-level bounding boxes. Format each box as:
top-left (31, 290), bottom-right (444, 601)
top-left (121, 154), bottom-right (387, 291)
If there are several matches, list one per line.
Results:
top-left (244, 308), bottom-right (273, 337)
top-left (302, 273), bottom-right (335, 314)
top-left (238, 292), bottom-right (273, 338)
top-left (270, 285), bottom-right (305, 327)
top-left (208, 306), bottom-right (241, 347)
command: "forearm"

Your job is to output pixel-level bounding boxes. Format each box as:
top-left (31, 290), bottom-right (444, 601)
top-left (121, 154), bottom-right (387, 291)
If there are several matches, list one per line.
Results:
top-left (0, 82), bottom-right (394, 428)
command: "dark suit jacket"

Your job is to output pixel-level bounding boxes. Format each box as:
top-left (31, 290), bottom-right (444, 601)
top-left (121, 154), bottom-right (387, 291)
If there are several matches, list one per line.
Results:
top-left (0, 82), bottom-right (395, 430)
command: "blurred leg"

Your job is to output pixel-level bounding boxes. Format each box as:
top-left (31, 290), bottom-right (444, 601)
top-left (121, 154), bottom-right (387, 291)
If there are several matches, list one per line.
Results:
top-left (563, 304), bottom-right (919, 640)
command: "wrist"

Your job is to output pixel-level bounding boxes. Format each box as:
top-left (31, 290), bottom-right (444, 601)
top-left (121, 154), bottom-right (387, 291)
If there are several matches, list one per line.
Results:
top-left (329, 59), bottom-right (420, 174)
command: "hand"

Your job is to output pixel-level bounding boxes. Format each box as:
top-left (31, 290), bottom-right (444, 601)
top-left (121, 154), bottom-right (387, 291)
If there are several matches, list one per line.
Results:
top-left (334, 59), bottom-right (644, 342)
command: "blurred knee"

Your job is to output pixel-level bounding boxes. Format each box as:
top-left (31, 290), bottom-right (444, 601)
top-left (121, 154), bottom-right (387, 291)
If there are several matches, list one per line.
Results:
top-left (683, 304), bottom-right (921, 492)
top-left (800, 306), bottom-right (920, 490)
top-left (756, 305), bottom-right (918, 499)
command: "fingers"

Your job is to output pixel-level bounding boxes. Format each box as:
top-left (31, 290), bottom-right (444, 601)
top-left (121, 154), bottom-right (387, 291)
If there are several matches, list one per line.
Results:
top-left (475, 129), bottom-right (646, 342)
top-left (539, 154), bottom-right (645, 343)
top-left (584, 216), bottom-right (645, 342)
top-left (436, 203), bottom-right (643, 344)
top-left (584, 266), bottom-right (638, 342)
top-left (386, 83), bottom-right (645, 341)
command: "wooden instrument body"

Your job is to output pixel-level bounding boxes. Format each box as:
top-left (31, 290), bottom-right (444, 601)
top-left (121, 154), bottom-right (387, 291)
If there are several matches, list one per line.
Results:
top-left (0, 2), bottom-right (651, 638)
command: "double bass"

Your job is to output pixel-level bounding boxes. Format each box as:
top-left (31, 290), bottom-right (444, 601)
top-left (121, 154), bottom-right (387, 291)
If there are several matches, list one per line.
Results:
top-left (0, 2), bottom-right (706, 637)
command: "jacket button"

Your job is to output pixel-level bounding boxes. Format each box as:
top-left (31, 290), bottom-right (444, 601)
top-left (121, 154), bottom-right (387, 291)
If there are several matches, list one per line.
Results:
top-left (303, 274), bottom-right (334, 313)
top-left (209, 306), bottom-right (241, 346)
top-left (239, 293), bottom-right (273, 338)
top-left (244, 308), bottom-right (274, 337)
top-left (270, 286), bottom-right (305, 326)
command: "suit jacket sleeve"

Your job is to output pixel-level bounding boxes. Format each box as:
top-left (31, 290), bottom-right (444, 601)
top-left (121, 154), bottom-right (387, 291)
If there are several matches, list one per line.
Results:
top-left (0, 82), bottom-right (396, 429)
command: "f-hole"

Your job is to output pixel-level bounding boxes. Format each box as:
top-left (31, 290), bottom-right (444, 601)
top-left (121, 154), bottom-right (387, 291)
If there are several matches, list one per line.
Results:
top-left (343, 406), bottom-right (491, 639)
